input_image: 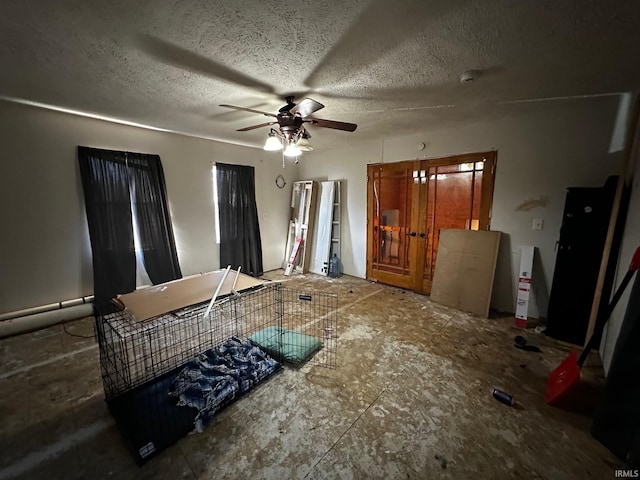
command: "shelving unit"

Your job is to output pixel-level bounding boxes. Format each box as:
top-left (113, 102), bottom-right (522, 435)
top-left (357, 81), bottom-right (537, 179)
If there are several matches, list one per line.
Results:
top-left (330, 181), bottom-right (341, 262)
top-left (283, 181), bottom-right (318, 275)
top-left (308, 181), bottom-right (342, 275)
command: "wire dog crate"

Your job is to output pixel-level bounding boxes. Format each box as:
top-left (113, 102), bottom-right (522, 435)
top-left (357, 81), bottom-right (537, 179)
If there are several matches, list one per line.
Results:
top-left (95, 283), bottom-right (337, 462)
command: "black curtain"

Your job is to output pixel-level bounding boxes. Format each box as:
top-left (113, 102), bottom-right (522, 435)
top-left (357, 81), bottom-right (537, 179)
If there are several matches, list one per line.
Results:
top-left (78, 147), bottom-right (136, 314)
top-left (216, 163), bottom-right (263, 276)
top-left (79, 147), bottom-right (182, 314)
top-left (127, 153), bottom-right (182, 284)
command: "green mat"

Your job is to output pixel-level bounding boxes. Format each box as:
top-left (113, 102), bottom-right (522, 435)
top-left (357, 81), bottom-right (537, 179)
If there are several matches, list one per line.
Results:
top-left (249, 326), bottom-right (323, 364)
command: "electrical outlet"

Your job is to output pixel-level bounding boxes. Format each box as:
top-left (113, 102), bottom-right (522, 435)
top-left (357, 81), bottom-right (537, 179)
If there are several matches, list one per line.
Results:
top-left (532, 218), bottom-right (543, 231)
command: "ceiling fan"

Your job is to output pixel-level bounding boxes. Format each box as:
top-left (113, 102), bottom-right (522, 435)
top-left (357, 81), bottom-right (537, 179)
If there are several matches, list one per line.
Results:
top-left (219, 96), bottom-right (357, 155)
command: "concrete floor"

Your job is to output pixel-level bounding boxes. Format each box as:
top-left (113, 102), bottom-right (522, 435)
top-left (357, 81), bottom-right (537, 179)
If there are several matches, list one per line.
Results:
top-left (0, 272), bottom-right (623, 479)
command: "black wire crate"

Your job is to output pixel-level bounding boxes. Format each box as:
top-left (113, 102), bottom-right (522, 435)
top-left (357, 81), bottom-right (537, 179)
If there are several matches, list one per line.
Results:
top-left (95, 283), bottom-right (338, 462)
top-left (97, 292), bottom-right (255, 400)
top-left (96, 283), bottom-right (338, 399)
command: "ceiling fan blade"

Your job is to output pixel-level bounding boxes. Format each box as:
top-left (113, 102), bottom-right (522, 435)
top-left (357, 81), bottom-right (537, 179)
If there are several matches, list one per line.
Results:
top-left (236, 121), bottom-right (277, 132)
top-left (291, 98), bottom-right (325, 118)
top-left (135, 34), bottom-right (275, 95)
top-left (219, 104), bottom-right (277, 118)
top-left (307, 118), bottom-right (358, 132)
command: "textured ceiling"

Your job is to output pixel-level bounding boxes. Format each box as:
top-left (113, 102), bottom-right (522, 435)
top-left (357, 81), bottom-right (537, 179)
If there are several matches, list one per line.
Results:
top-left (1, 0), bottom-right (639, 151)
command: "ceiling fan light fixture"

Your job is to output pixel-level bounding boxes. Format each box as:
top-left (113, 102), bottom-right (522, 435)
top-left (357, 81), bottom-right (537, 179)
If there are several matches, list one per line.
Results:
top-left (296, 136), bottom-right (313, 152)
top-left (263, 130), bottom-right (283, 151)
top-left (283, 142), bottom-right (302, 157)
top-left (221, 97), bottom-right (357, 160)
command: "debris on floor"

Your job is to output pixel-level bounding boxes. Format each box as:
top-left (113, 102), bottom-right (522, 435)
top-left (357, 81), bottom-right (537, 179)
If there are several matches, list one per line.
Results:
top-left (514, 335), bottom-right (542, 352)
top-left (493, 388), bottom-right (515, 406)
top-left (434, 453), bottom-right (448, 469)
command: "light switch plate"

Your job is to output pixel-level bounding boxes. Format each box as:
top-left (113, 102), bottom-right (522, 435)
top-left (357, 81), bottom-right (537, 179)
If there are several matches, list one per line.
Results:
top-left (532, 218), bottom-right (543, 231)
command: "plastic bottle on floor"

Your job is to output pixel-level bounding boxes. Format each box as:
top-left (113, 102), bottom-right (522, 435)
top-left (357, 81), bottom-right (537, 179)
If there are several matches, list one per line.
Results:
top-left (328, 253), bottom-right (341, 278)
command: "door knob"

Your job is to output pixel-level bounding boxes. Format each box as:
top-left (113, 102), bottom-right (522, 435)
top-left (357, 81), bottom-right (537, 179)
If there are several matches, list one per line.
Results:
top-left (419, 233), bottom-right (426, 238)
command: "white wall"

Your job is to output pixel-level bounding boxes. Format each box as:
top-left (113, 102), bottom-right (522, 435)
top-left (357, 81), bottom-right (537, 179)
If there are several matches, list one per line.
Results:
top-left (299, 96), bottom-right (623, 317)
top-left (0, 101), bottom-right (296, 313)
top-left (0, 96), bottom-right (626, 319)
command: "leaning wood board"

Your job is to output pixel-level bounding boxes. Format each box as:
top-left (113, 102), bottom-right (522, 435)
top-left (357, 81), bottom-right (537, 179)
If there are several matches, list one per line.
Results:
top-left (114, 269), bottom-right (265, 322)
top-left (585, 96), bottom-right (640, 346)
top-left (430, 229), bottom-right (501, 318)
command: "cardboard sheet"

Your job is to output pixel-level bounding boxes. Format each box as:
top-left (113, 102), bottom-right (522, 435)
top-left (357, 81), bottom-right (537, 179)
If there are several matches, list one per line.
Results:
top-left (114, 269), bottom-right (265, 322)
top-left (430, 229), bottom-right (501, 318)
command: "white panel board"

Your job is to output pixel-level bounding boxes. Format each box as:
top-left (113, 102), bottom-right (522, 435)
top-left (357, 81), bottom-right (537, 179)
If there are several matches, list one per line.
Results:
top-left (309, 181), bottom-right (335, 274)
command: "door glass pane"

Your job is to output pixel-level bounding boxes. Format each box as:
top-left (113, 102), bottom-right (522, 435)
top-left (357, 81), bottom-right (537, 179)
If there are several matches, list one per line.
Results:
top-left (424, 163), bottom-right (482, 280)
top-left (471, 169), bottom-right (483, 230)
top-left (371, 167), bottom-right (412, 275)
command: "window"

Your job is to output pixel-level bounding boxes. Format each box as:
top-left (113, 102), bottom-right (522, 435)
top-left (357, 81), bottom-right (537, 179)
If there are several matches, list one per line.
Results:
top-left (78, 147), bottom-right (182, 313)
top-left (214, 163), bottom-right (263, 277)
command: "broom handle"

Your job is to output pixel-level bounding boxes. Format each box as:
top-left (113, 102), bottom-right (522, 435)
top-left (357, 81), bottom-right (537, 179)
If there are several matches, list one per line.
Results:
top-left (577, 246), bottom-right (640, 367)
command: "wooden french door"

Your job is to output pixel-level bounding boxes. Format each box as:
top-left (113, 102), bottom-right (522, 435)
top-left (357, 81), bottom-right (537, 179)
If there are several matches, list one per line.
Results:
top-left (366, 151), bottom-right (496, 294)
top-left (366, 161), bottom-right (417, 290)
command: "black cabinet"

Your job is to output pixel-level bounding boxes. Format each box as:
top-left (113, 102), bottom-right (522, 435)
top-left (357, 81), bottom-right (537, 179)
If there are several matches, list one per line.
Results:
top-left (545, 176), bottom-right (618, 345)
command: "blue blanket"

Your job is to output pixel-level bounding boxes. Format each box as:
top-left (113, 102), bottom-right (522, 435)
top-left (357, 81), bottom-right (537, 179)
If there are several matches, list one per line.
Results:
top-left (168, 337), bottom-right (280, 432)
